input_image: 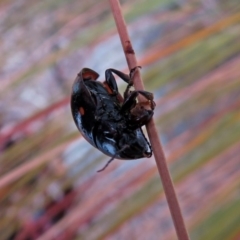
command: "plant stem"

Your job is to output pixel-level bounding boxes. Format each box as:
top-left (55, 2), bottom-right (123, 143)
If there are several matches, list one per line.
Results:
top-left (108, 0), bottom-right (190, 239)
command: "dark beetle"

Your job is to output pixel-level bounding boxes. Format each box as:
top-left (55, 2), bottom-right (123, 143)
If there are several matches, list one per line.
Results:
top-left (71, 67), bottom-right (155, 171)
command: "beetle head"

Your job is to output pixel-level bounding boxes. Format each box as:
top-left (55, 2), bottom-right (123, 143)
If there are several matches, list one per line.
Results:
top-left (94, 126), bottom-right (152, 160)
top-left (119, 129), bottom-right (152, 159)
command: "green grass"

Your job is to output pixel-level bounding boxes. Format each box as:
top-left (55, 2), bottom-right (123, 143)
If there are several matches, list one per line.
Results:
top-left (171, 111), bottom-right (240, 180)
top-left (78, 175), bottom-right (162, 240)
top-left (125, 0), bottom-right (176, 22)
top-left (145, 25), bottom-right (240, 90)
top-left (191, 192), bottom-right (240, 240)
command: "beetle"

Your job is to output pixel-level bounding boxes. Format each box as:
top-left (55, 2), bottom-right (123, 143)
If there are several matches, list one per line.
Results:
top-left (71, 67), bottom-right (155, 172)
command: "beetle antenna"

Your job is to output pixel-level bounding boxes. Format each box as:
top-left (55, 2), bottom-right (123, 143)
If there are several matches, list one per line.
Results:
top-left (97, 156), bottom-right (115, 172)
top-left (97, 145), bottom-right (129, 172)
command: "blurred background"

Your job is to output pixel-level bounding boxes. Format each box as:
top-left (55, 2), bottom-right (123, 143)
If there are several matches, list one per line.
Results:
top-left (0, 0), bottom-right (240, 239)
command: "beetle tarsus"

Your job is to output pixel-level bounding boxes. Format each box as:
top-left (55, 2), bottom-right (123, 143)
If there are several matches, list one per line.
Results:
top-left (124, 66), bottom-right (142, 99)
top-left (129, 66), bottom-right (142, 80)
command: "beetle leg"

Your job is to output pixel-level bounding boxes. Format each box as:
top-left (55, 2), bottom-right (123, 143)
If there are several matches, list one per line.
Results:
top-left (128, 103), bottom-right (154, 129)
top-left (107, 66), bottom-right (141, 84)
top-left (124, 66), bottom-right (141, 99)
top-left (121, 90), bottom-right (155, 129)
top-left (121, 90), bottom-right (155, 113)
top-left (129, 66), bottom-right (142, 79)
top-left (107, 68), bottom-right (132, 99)
top-left (136, 90), bottom-right (155, 110)
top-left (108, 68), bottom-right (131, 84)
top-left (121, 91), bottom-right (138, 113)
top-left (106, 67), bottom-right (141, 99)
top-left (104, 69), bottom-right (119, 95)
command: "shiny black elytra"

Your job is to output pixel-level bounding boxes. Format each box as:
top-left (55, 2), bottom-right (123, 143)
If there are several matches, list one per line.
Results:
top-left (71, 67), bottom-right (155, 172)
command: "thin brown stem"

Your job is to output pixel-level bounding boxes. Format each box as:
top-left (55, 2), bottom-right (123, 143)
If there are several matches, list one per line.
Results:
top-left (108, 0), bottom-right (190, 239)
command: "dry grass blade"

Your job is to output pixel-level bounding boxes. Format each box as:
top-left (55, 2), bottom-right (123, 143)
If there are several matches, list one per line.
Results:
top-left (108, 0), bottom-right (190, 239)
